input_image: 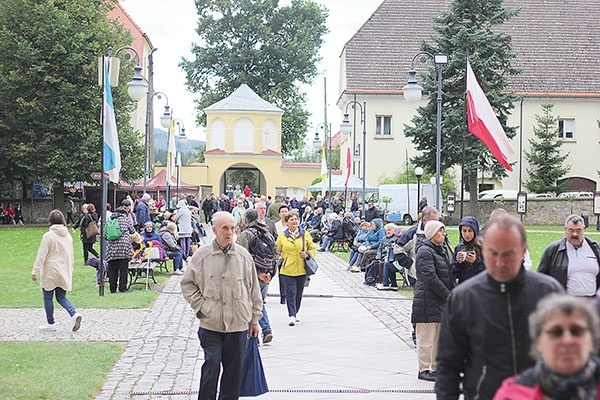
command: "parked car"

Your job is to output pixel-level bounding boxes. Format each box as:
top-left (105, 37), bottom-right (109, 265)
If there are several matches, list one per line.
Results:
top-left (477, 190), bottom-right (519, 200)
top-left (557, 191), bottom-right (594, 198)
top-left (527, 193), bottom-right (554, 199)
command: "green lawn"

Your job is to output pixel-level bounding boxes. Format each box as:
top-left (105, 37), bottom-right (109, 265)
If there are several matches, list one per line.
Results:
top-left (0, 225), bottom-right (169, 399)
top-left (0, 342), bottom-right (123, 400)
top-left (0, 226), bottom-right (167, 308)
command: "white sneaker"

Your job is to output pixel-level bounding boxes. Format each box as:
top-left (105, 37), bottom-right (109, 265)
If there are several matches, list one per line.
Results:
top-left (40, 323), bottom-right (56, 332)
top-left (343, 264), bottom-right (351, 271)
top-left (288, 317), bottom-right (296, 326)
top-left (72, 313), bottom-right (82, 332)
top-left (350, 266), bottom-right (360, 273)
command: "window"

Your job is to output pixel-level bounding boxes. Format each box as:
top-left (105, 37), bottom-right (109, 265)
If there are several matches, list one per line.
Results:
top-left (375, 115), bottom-right (392, 136)
top-left (558, 119), bottom-right (574, 140)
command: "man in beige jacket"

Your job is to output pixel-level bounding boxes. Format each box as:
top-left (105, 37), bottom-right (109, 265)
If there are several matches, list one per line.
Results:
top-left (181, 211), bottom-right (262, 400)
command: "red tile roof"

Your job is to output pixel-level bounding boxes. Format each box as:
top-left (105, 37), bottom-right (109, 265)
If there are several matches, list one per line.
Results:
top-left (343, 0), bottom-right (600, 96)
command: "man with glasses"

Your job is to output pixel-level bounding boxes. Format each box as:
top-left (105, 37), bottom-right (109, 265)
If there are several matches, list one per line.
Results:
top-left (538, 214), bottom-right (600, 297)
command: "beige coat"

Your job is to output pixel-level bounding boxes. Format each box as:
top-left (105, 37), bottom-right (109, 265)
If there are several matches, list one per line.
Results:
top-left (181, 240), bottom-right (262, 333)
top-left (32, 225), bottom-right (74, 291)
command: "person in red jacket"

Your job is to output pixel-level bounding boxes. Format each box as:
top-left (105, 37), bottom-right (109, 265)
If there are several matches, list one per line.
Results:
top-left (494, 294), bottom-right (600, 399)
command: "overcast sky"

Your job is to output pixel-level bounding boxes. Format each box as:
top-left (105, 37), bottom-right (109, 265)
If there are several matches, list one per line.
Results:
top-left (119, 0), bottom-right (382, 142)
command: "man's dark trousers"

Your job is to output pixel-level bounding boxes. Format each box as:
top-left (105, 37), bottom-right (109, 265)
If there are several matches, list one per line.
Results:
top-left (197, 327), bottom-right (248, 400)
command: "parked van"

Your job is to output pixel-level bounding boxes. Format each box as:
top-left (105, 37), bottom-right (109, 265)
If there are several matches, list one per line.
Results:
top-left (557, 191), bottom-right (594, 198)
top-left (477, 190), bottom-right (519, 200)
top-left (372, 184), bottom-right (441, 225)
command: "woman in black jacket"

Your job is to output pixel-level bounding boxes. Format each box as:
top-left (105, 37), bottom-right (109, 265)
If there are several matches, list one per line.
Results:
top-left (411, 220), bottom-right (454, 382)
top-left (72, 203), bottom-right (99, 264)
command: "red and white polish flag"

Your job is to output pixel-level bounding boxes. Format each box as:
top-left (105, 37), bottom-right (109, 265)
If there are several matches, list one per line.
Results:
top-left (466, 59), bottom-right (514, 171)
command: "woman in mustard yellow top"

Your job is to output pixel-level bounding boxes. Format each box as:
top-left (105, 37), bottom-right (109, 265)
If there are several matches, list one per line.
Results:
top-left (276, 210), bottom-right (316, 326)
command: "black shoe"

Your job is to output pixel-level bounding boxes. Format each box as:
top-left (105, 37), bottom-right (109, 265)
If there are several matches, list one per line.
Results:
top-left (417, 370), bottom-right (436, 382)
top-left (317, 247), bottom-right (325, 252)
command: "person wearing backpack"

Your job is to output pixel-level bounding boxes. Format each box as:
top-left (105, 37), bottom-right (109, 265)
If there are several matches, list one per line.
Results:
top-left (239, 209), bottom-right (278, 344)
top-left (105, 199), bottom-right (136, 293)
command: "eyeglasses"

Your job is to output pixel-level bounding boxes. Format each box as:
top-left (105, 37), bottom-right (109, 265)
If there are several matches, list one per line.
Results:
top-left (544, 325), bottom-right (589, 339)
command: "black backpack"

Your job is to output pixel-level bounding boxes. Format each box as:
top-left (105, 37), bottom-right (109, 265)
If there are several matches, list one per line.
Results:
top-left (364, 260), bottom-right (380, 286)
top-left (342, 217), bottom-right (357, 242)
top-left (248, 228), bottom-right (276, 274)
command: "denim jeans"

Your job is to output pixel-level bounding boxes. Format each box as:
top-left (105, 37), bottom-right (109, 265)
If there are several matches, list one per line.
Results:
top-left (43, 287), bottom-right (76, 324)
top-left (166, 250), bottom-right (184, 271)
top-left (259, 283), bottom-right (271, 334)
top-left (281, 274), bottom-right (307, 318)
top-left (320, 235), bottom-right (333, 250)
top-left (382, 261), bottom-right (398, 287)
top-left (348, 249), bottom-right (359, 266)
top-left (197, 327), bottom-right (247, 400)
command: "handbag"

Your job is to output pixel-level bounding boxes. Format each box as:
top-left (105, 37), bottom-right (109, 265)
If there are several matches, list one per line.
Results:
top-left (302, 235), bottom-right (318, 276)
top-left (85, 220), bottom-right (99, 238)
top-left (239, 336), bottom-right (269, 397)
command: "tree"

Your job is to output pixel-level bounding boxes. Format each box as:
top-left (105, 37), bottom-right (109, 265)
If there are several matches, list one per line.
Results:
top-left (403, 0), bottom-right (520, 218)
top-left (180, 0), bottom-right (328, 154)
top-left (0, 0), bottom-right (145, 207)
top-left (524, 104), bottom-right (570, 194)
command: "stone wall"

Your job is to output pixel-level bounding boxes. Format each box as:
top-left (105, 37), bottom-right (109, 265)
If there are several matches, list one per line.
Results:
top-left (19, 199), bottom-right (85, 224)
top-left (455, 198), bottom-right (595, 226)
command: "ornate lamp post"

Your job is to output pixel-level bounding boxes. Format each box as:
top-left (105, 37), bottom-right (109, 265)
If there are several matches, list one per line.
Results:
top-left (143, 92), bottom-right (171, 193)
top-left (415, 166), bottom-right (424, 210)
top-left (340, 101), bottom-right (366, 217)
top-left (403, 52), bottom-right (448, 211)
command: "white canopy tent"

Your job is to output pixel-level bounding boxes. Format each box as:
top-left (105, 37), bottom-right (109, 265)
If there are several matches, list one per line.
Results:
top-left (306, 175), bottom-right (378, 193)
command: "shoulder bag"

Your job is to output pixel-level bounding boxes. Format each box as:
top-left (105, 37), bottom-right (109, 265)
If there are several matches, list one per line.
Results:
top-left (85, 219), bottom-right (99, 238)
top-left (302, 234), bottom-right (318, 276)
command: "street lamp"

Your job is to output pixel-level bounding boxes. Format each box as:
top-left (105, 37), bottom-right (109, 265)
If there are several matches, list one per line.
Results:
top-left (340, 101), bottom-right (367, 217)
top-left (415, 166), bottom-right (424, 211)
top-left (312, 123), bottom-right (332, 200)
top-left (174, 119), bottom-right (187, 199)
top-left (403, 52), bottom-right (448, 212)
top-left (100, 46), bottom-right (147, 296)
top-left (143, 92), bottom-right (171, 193)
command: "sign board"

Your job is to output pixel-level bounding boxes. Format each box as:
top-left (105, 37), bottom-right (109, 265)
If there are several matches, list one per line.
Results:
top-left (517, 191), bottom-right (527, 214)
top-left (594, 191), bottom-right (600, 215)
top-left (446, 192), bottom-right (455, 213)
top-left (90, 172), bottom-right (109, 181)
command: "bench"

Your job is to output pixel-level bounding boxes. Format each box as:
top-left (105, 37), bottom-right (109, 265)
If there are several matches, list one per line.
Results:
top-left (330, 240), bottom-right (350, 252)
top-left (127, 247), bottom-right (168, 290)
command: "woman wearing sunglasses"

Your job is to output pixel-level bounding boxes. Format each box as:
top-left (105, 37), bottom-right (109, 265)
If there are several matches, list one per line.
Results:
top-left (494, 294), bottom-right (600, 399)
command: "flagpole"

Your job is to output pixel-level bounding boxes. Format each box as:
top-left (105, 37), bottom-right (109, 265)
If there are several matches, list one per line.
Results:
top-left (100, 55), bottom-right (107, 297)
top-left (99, 47), bottom-right (147, 296)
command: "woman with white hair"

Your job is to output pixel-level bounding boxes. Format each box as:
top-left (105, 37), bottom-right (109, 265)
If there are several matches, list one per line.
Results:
top-left (411, 220), bottom-right (454, 382)
top-left (494, 294), bottom-right (600, 399)
top-left (159, 221), bottom-right (184, 274)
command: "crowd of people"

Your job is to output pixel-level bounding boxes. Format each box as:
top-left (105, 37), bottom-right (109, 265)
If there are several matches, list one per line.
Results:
top-left (0, 202), bottom-right (23, 225)
top-left (33, 186), bottom-right (600, 399)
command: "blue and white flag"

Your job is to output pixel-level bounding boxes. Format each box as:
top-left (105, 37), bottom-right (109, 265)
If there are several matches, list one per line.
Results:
top-left (103, 58), bottom-right (121, 184)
